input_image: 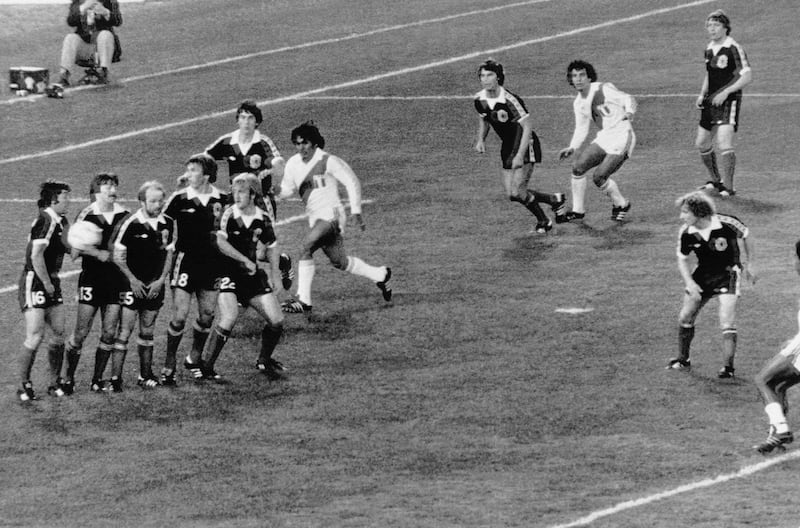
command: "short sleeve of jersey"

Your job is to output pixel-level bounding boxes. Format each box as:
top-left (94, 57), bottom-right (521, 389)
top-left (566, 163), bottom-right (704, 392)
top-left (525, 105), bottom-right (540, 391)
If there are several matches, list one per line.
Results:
top-left (30, 214), bottom-right (53, 244)
top-left (205, 137), bottom-right (226, 160)
top-left (677, 226), bottom-right (692, 256)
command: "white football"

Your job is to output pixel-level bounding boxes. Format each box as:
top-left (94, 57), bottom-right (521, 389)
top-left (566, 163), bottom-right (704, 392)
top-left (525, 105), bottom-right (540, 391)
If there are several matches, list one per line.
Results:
top-left (67, 220), bottom-right (103, 251)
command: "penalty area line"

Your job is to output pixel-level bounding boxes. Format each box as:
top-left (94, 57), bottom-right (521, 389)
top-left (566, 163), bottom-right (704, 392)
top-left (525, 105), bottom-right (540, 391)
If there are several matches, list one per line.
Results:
top-left (548, 449), bottom-right (800, 528)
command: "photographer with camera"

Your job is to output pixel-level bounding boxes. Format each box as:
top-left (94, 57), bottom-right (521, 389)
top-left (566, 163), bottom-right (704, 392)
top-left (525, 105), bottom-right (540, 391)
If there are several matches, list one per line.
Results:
top-left (58, 0), bottom-right (122, 86)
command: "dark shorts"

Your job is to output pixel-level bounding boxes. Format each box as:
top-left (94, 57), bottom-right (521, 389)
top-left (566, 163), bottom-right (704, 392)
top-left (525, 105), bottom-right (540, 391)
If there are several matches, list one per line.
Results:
top-left (170, 251), bottom-right (221, 292)
top-left (218, 268), bottom-right (273, 305)
top-left (501, 131), bottom-right (542, 169)
top-left (120, 284), bottom-right (166, 312)
top-left (693, 266), bottom-right (741, 298)
top-left (699, 94), bottom-right (742, 132)
top-left (77, 270), bottom-right (126, 306)
top-left (18, 271), bottom-right (62, 311)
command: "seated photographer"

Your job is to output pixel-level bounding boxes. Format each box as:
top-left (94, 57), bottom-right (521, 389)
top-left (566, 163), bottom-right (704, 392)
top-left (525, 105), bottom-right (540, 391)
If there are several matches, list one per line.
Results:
top-left (58, 0), bottom-right (122, 86)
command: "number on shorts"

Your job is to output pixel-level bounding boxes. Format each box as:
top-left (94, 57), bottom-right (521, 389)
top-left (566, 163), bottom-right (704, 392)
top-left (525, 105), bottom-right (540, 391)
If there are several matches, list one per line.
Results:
top-left (79, 286), bottom-right (93, 302)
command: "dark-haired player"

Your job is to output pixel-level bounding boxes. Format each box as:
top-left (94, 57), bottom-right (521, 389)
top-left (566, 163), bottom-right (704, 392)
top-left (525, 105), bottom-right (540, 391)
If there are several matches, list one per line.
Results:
top-left (558, 60), bottom-right (636, 223)
top-left (63, 173), bottom-right (129, 394)
top-left (752, 241), bottom-right (800, 454)
top-left (668, 191), bottom-right (754, 378)
top-left (16, 181), bottom-right (71, 401)
top-left (205, 100), bottom-right (285, 215)
top-left (205, 100), bottom-right (293, 289)
top-left (189, 174), bottom-right (286, 381)
top-left (473, 59), bottom-right (565, 234)
top-left (163, 154), bottom-right (228, 386)
top-left (113, 181), bottom-right (176, 391)
top-left (279, 121), bottom-right (392, 314)
top-left (695, 9), bottom-right (752, 197)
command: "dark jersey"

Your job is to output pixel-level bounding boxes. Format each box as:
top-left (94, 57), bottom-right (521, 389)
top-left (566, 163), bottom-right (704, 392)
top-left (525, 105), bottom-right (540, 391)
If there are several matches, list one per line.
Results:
top-left (678, 213), bottom-right (747, 273)
top-left (206, 130), bottom-right (282, 190)
top-left (115, 210), bottom-right (176, 283)
top-left (474, 86), bottom-right (529, 141)
top-left (705, 36), bottom-right (750, 101)
top-left (74, 201), bottom-right (128, 279)
top-left (217, 204), bottom-right (276, 271)
top-left (24, 208), bottom-right (69, 278)
top-left (164, 185), bottom-right (228, 256)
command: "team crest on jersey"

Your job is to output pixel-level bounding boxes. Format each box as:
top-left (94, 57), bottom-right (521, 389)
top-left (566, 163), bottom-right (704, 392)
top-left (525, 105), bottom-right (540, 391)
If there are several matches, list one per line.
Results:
top-left (493, 109), bottom-right (509, 123)
top-left (247, 154), bottom-right (262, 169)
top-left (252, 227), bottom-right (262, 243)
top-left (713, 237), bottom-right (728, 251)
top-left (161, 229), bottom-right (170, 248)
top-left (715, 55), bottom-right (728, 69)
top-left (212, 202), bottom-right (223, 219)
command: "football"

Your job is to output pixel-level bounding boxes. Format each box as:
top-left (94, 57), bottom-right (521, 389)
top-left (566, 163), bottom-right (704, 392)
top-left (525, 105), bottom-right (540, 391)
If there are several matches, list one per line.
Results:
top-left (67, 220), bottom-right (103, 251)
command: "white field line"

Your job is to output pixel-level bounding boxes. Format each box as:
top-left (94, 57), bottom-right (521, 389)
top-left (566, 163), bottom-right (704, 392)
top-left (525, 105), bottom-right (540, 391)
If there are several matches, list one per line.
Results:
top-left (2, 0), bottom-right (553, 106)
top-left (0, 0), bottom-right (718, 167)
top-left (294, 93), bottom-right (800, 100)
top-left (0, 199), bottom-right (371, 294)
top-left (548, 449), bottom-right (800, 528)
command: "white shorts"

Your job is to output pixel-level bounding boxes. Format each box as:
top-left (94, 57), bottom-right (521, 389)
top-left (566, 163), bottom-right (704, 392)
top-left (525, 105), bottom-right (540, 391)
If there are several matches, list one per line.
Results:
top-left (778, 332), bottom-right (800, 371)
top-left (592, 125), bottom-right (636, 157)
top-left (308, 204), bottom-right (346, 232)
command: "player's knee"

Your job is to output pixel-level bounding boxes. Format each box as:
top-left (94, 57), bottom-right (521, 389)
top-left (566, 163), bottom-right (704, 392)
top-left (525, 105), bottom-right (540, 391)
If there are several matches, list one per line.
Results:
top-left (331, 256), bottom-right (348, 271)
top-left (572, 163), bottom-right (588, 176)
top-left (196, 305), bottom-right (215, 325)
top-left (23, 334), bottom-right (43, 350)
top-left (593, 173), bottom-right (609, 188)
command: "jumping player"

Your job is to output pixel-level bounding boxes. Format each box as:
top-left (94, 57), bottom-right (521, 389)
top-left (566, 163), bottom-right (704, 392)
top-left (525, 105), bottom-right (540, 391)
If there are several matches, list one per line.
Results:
top-left (668, 191), bottom-right (755, 378)
top-left (63, 173), bottom-right (129, 394)
top-left (473, 59), bottom-right (566, 234)
top-left (695, 9), bottom-right (752, 197)
top-left (279, 121), bottom-right (392, 314)
top-left (557, 60), bottom-right (636, 223)
top-left (16, 180), bottom-right (71, 401)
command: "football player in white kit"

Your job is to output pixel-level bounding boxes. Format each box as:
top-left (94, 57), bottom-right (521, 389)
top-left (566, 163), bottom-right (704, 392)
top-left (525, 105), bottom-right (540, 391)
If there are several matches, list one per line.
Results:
top-left (278, 121), bottom-right (392, 314)
top-left (558, 60), bottom-right (636, 223)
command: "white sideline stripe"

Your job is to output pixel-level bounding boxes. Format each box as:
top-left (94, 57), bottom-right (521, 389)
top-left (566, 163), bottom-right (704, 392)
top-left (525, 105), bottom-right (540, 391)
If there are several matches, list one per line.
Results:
top-left (0, 0), bottom-right (716, 166)
top-left (548, 450), bottom-right (800, 528)
top-left (1, 0), bottom-right (552, 106)
top-left (0, 199), bottom-right (372, 294)
top-left (296, 93), bottom-right (800, 101)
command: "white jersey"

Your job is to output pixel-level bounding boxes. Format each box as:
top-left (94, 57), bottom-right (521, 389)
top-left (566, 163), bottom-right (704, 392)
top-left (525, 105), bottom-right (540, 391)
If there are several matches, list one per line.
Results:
top-left (568, 82), bottom-right (637, 150)
top-left (278, 148), bottom-right (362, 227)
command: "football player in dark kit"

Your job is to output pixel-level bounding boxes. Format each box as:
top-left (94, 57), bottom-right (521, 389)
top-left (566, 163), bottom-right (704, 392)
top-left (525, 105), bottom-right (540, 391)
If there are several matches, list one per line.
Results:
top-left (473, 59), bottom-right (565, 234)
top-left (16, 181), bottom-right (72, 401)
top-left (63, 173), bottom-right (129, 394)
top-left (668, 191), bottom-right (755, 378)
top-left (188, 174), bottom-right (287, 381)
top-left (162, 154), bottom-right (228, 386)
top-left (113, 181), bottom-right (177, 391)
top-left (695, 9), bottom-right (752, 196)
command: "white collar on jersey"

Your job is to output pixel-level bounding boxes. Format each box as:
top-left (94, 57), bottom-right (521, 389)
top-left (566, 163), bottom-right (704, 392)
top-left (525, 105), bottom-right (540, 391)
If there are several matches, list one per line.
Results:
top-left (707, 36), bottom-right (734, 53)
top-left (480, 86), bottom-right (507, 105)
top-left (133, 208), bottom-right (167, 226)
top-left (230, 129), bottom-right (264, 147)
top-left (296, 147), bottom-right (327, 166)
top-left (185, 185), bottom-right (221, 200)
top-left (686, 215), bottom-right (723, 236)
top-left (43, 207), bottom-right (62, 222)
top-left (90, 201), bottom-right (126, 215)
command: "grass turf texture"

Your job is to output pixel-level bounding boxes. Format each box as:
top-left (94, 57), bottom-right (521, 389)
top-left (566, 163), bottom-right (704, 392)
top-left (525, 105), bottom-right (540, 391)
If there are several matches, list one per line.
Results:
top-left (2, 0), bottom-right (800, 526)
